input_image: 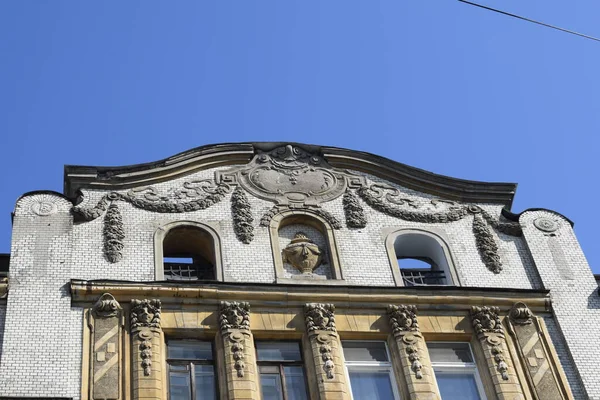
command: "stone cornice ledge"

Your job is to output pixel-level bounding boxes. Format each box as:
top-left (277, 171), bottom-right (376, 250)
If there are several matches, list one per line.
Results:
top-left (70, 280), bottom-right (551, 313)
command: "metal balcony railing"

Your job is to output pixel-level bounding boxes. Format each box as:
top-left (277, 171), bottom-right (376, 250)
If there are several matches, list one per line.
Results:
top-left (401, 269), bottom-right (446, 286)
top-left (164, 262), bottom-right (215, 281)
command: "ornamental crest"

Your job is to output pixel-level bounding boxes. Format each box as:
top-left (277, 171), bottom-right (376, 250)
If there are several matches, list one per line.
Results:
top-left (471, 306), bottom-right (503, 336)
top-left (131, 299), bottom-right (161, 330)
top-left (92, 293), bottom-right (121, 318)
top-left (219, 301), bottom-right (250, 332)
top-left (304, 303), bottom-right (336, 332)
top-left (282, 232), bottom-right (324, 274)
top-left (216, 145), bottom-right (365, 206)
top-left (387, 304), bottom-right (419, 334)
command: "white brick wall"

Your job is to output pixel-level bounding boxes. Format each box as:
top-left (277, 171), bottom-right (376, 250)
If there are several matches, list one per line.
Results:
top-left (0, 164), bottom-right (594, 398)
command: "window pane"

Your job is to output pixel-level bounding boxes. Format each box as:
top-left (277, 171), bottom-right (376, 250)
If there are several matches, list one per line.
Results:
top-left (428, 343), bottom-right (473, 364)
top-left (168, 341), bottom-right (213, 360)
top-left (348, 369), bottom-right (395, 400)
top-left (169, 369), bottom-right (191, 400)
top-left (194, 365), bottom-right (216, 400)
top-left (260, 373), bottom-right (283, 400)
top-left (435, 371), bottom-right (481, 400)
top-left (283, 366), bottom-right (308, 400)
top-left (256, 342), bottom-right (302, 361)
top-left (342, 342), bottom-right (389, 362)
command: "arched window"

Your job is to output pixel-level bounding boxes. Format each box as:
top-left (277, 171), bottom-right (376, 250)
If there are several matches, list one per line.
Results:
top-left (154, 221), bottom-right (223, 281)
top-left (385, 229), bottom-right (458, 287)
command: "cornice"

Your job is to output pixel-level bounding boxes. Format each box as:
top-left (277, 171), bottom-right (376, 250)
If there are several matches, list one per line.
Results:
top-left (70, 279), bottom-right (552, 313)
top-left (63, 142), bottom-right (517, 206)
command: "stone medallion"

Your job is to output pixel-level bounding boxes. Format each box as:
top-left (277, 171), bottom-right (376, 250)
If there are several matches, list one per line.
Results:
top-left (533, 217), bottom-right (559, 233)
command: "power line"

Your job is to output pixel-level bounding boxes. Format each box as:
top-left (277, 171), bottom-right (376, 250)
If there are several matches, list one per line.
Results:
top-left (458, 0), bottom-right (600, 42)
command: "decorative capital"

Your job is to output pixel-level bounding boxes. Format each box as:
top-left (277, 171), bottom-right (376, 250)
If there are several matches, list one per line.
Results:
top-left (471, 306), bottom-right (503, 336)
top-left (92, 293), bottom-right (121, 318)
top-left (130, 299), bottom-right (161, 330)
top-left (304, 303), bottom-right (336, 333)
top-left (387, 304), bottom-right (419, 334)
top-left (219, 301), bottom-right (250, 332)
top-left (509, 302), bottom-right (534, 325)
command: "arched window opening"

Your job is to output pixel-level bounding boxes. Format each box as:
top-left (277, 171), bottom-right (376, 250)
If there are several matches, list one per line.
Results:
top-left (393, 232), bottom-right (453, 286)
top-left (162, 226), bottom-right (216, 281)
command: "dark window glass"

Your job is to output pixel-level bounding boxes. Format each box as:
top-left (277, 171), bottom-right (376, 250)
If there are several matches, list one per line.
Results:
top-left (343, 341), bottom-right (389, 363)
top-left (256, 341), bottom-right (308, 400)
top-left (167, 341), bottom-right (216, 400)
top-left (427, 342), bottom-right (473, 363)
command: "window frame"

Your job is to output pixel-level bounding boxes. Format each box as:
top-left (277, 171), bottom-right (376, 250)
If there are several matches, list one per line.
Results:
top-left (255, 340), bottom-right (310, 400)
top-left (166, 339), bottom-right (218, 400)
top-left (342, 340), bottom-right (402, 400)
top-left (428, 342), bottom-right (487, 400)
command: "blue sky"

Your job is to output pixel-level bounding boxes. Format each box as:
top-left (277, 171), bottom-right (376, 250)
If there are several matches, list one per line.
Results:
top-left (1, 1), bottom-right (599, 273)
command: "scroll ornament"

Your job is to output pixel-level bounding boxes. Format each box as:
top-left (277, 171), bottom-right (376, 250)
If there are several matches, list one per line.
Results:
top-left (219, 302), bottom-right (251, 378)
top-left (356, 183), bottom-right (522, 273)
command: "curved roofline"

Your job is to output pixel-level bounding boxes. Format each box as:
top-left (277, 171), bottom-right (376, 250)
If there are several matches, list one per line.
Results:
top-left (64, 142), bottom-right (518, 207)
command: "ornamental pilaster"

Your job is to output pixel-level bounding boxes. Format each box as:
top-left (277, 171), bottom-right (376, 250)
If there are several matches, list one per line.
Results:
top-left (130, 299), bottom-right (163, 400)
top-left (386, 305), bottom-right (439, 400)
top-left (470, 306), bottom-right (525, 399)
top-left (303, 303), bottom-right (350, 400)
top-left (218, 301), bottom-right (260, 400)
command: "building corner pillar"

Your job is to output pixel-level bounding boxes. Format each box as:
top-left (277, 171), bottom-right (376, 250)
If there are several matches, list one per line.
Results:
top-left (130, 299), bottom-right (163, 400)
top-left (303, 303), bottom-right (350, 400)
top-left (219, 301), bottom-right (260, 400)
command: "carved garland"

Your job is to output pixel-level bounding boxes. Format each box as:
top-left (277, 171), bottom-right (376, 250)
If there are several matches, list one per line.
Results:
top-left (470, 306), bottom-right (509, 381)
top-left (219, 301), bottom-right (251, 378)
top-left (357, 184), bottom-right (522, 273)
top-left (72, 180), bottom-right (230, 262)
top-left (343, 190), bottom-right (367, 228)
top-left (387, 305), bottom-right (423, 379)
top-left (231, 187), bottom-right (254, 244)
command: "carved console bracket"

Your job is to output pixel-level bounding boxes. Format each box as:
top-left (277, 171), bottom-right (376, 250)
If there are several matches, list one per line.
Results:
top-left (507, 302), bottom-right (572, 399)
top-left (387, 305), bottom-right (423, 379)
top-left (304, 303), bottom-right (337, 380)
top-left (130, 299), bottom-right (162, 377)
top-left (219, 301), bottom-right (251, 378)
top-left (87, 293), bottom-right (124, 400)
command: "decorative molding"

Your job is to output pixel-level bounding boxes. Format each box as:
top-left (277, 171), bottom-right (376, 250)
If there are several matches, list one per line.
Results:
top-left (533, 217), bottom-right (559, 233)
top-left (304, 303), bottom-right (336, 332)
top-left (260, 204), bottom-right (342, 229)
top-left (405, 343), bottom-right (423, 379)
top-left (131, 299), bottom-right (162, 330)
top-left (316, 334), bottom-right (335, 379)
top-left (357, 183), bottom-right (521, 273)
top-left (219, 301), bottom-right (251, 332)
top-left (231, 187), bottom-right (254, 244)
top-left (72, 180), bottom-right (230, 222)
top-left (471, 306), bottom-right (504, 337)
top-left (219, 301), bottom-right (251, 378)
top-left (130, 299), bottom-right (161, 376)
top-left (282, 232), bottom-right (324, 275)
top-left (217, 144), bottom-right (365, 207)
top-left (491, 344), bottom-right (509, 380)
top-left (509, 302), bottom-right (534, 325)
top-left (387, 304), bottom-right (419, 334)
top-left (92, 293), bottom-right (121, 318)
top-left (343, 190), bottom-right (367, 228)
top-left (103, 204), bottom-right (124, 263)
top-left (30, 200), bottom-right (58, 216)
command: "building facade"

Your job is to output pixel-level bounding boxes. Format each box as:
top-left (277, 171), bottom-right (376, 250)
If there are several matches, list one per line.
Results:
top-left (0, 142), bottom-right (597, 399)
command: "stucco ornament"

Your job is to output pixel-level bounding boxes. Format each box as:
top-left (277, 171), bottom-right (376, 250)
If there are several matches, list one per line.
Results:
top-left (471, 306), bottom-right (503, 336)
top-left (92, 293), bottom-right (121, 318)
top-left (217, 144), bottom-right (365, 206)
top-left (282, 232), bottom-right (324, 274)
top-left (304, 303), bottom-right (336, 332)
top-left (130, 299), bottom-right (161, 330)
top-left (509, 302), bottom-right (534, 325)
top-left (387, 304), bottom-right (419, 333)
top-left (219, 301), bottom-right (250, 332)
top-left (534, 217), bottom-right (559, 233)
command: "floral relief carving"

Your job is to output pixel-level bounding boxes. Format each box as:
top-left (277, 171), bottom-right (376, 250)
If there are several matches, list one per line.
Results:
top-left (343, 190), bottom-right (367, 228)
top-left (130, 299), bottom-right (161, 377)
top-left (219, 302), bottom-right (251, 379)
top-left (471, 306), bottom-right (503, 336)
top-left (231, 186), bottom-right (254, 244)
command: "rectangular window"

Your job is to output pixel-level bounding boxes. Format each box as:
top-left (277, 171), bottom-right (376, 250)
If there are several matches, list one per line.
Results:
top-left (167, 340), bottom-right (217, 400)
top-left (342, 341), bottom-right (401, 400)
top-left (428, 342), bottom-right (486, 400)
top-left (256, 341), bottom-right (309, 400)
